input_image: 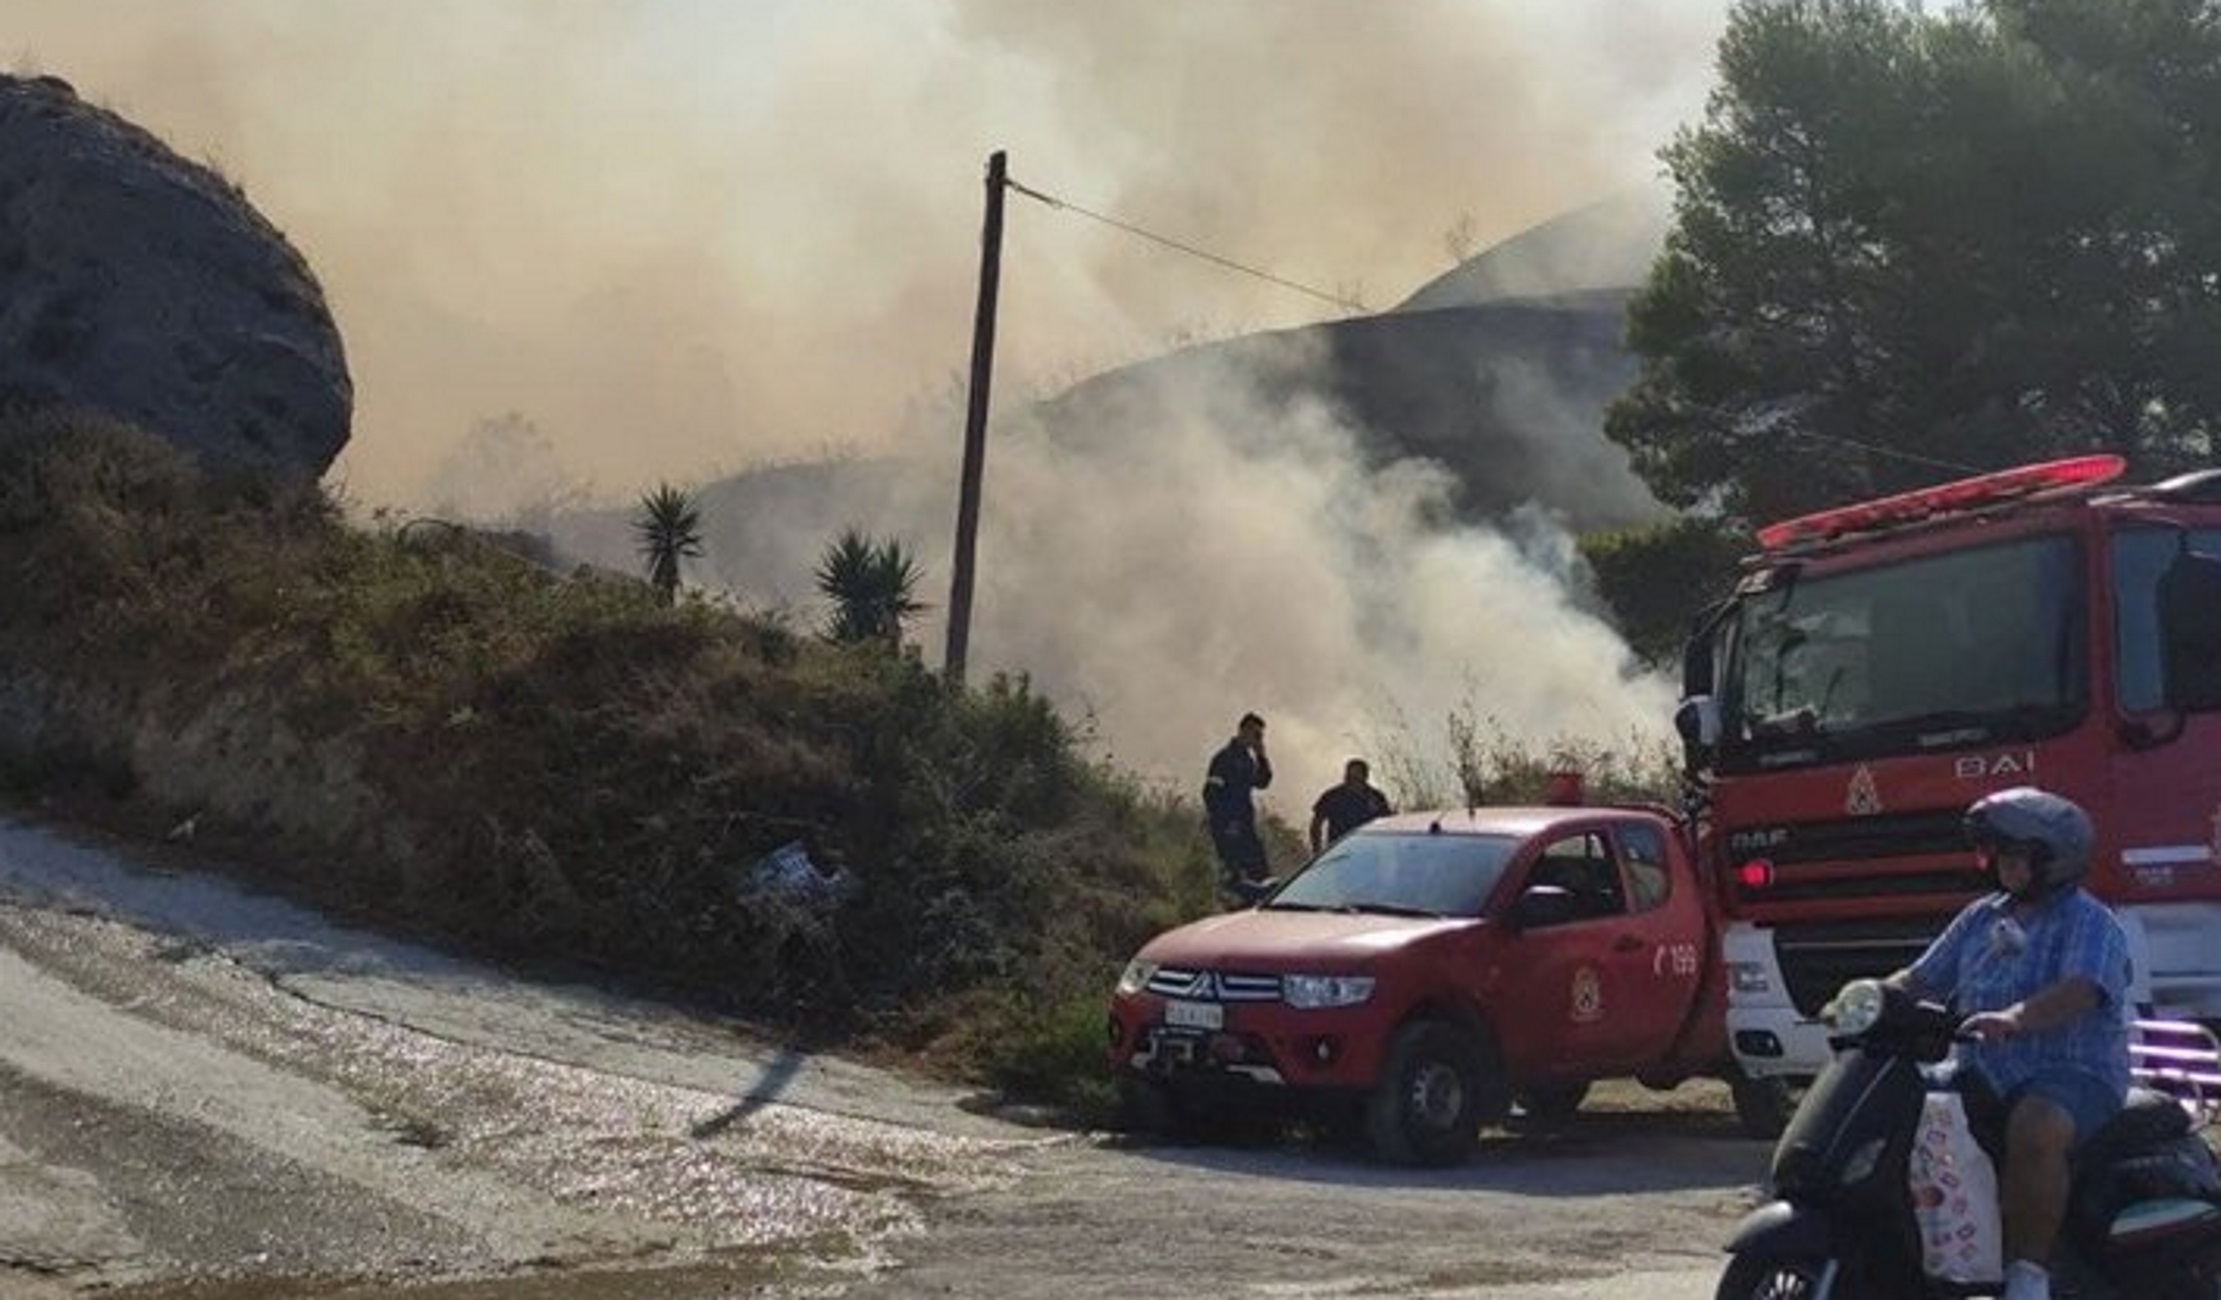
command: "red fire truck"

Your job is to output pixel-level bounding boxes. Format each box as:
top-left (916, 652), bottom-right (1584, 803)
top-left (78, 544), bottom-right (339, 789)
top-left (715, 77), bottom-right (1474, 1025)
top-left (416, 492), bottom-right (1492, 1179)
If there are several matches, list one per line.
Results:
top-left (1678, 454), bottom-right (2221, 1103)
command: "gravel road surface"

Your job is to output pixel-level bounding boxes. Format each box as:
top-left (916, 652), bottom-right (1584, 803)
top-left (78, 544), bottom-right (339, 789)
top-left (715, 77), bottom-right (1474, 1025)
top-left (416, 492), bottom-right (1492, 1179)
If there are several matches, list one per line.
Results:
top-left (0, 815), bottom-right (1764, 1300)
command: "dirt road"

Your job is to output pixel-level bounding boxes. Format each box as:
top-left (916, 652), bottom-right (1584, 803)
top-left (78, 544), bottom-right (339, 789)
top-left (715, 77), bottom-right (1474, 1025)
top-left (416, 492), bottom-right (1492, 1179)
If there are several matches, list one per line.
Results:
top-left (0, 815), bottom-right (1762, 1299)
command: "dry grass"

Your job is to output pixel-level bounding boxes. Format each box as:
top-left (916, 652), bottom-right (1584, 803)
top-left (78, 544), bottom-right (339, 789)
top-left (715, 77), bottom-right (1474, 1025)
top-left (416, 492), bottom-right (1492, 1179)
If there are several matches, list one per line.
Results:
top-left (0, 410), bottom-right (1682, 1108)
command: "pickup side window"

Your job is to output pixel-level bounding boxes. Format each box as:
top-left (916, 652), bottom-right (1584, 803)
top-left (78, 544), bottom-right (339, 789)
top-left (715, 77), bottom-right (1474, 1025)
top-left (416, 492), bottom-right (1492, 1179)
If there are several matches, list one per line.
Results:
top-left (1616, 824), bottom-right (1671, 913)
top-left (1528, 832), bottom-right (1627, 921)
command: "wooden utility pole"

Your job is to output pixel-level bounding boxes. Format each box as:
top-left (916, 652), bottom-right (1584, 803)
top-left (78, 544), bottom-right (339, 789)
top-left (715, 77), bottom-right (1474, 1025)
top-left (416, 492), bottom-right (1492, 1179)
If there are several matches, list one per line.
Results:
top-left (944, 149), bottom-right (1006, 686)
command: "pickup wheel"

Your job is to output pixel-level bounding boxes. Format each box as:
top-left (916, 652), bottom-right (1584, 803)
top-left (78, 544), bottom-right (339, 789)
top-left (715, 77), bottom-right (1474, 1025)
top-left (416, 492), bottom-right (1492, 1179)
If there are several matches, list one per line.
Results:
top-left (1364, 1020), bottom-right (1506, 1166)
top-left (1508, 1082), bottom-right (1590, 1132)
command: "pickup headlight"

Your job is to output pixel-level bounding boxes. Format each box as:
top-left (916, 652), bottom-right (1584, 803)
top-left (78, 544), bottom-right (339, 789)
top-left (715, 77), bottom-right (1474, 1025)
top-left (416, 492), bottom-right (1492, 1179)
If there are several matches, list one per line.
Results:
top-left (1283, 974), bottom-right (1376, 1009)
top-left (1115, 959), bottom-right (1158, 996)
top-left (1728, 961), bottom-right (1774, 995)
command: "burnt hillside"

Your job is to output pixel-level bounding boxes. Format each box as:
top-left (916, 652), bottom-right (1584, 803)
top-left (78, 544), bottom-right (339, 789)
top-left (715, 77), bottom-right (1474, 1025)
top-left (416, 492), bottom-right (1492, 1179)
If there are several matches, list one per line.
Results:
top-left (1035, 287), bottom-right (1651, 533)
top-left (544, 192), bottom-right (1671, 596)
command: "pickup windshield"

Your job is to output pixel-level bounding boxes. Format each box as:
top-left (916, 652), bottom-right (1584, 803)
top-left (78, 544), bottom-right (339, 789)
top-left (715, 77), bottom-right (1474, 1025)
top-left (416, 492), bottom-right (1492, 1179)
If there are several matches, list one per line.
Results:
top-left (1268, 832), bottom-right (1518, 918)
top-left (1720, 534), bottom-right (2085, 769)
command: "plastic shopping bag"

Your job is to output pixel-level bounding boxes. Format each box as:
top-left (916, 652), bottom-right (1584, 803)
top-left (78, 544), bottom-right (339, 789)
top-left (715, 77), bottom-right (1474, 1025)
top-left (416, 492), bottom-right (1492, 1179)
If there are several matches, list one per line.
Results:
top-left (1908, 1091), bottom-right (2003, 1284)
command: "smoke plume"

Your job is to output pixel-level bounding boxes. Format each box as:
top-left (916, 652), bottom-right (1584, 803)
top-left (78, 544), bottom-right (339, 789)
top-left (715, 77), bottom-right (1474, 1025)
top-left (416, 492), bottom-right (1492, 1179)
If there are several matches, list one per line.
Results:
top-left (10, 0), bottom-right (1729, 807)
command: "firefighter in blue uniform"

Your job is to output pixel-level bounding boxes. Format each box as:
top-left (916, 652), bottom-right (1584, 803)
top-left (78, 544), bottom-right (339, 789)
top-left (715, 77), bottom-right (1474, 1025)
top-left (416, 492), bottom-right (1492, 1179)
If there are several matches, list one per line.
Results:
top-left (1203, 712), bottom-right (1273, 903)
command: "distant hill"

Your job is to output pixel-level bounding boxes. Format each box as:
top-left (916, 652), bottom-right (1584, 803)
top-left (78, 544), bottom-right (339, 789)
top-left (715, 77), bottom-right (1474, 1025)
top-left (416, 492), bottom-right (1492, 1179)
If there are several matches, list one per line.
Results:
top-left (1017, 187), bottom-right (1675, 534)
top-left (544, 192), bottom-right (1674, 594)
top-left (1394, 187), bottom-right (1671, 314)
top-left (1033, 286), bottom-right (1654, 532)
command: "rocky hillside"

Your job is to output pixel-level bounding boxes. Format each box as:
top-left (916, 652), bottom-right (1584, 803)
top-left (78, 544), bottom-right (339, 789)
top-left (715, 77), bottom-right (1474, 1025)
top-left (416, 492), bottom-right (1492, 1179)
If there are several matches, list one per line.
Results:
top-left (0, 74), bottom-right (350, 477)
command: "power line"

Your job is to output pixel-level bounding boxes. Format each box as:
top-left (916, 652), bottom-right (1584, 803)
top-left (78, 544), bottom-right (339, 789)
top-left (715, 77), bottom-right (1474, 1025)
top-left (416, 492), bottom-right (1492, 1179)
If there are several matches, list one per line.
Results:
top-left (1003, 174), bottom-right (1368, 314)
top-left (1781, 426), bottom-right (1982, 474)
top-left (1004, 171), bottom-right (1982, 475)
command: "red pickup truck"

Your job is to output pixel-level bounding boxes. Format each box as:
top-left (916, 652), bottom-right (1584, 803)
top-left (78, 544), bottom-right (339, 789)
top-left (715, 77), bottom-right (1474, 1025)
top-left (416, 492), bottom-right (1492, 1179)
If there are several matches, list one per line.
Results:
top-left (1108, 802), bottom-right (1773, 1164)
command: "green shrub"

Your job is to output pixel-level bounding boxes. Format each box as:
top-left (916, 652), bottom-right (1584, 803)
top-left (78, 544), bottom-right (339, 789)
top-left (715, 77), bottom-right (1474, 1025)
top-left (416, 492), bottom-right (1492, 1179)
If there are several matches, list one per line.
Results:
top-left (0, 408), bottom-right (1691, 1111)
top-left (1579, 515), bottom-right (1748, 670)
top-left (982, 988), bottom-right (1124, 1124)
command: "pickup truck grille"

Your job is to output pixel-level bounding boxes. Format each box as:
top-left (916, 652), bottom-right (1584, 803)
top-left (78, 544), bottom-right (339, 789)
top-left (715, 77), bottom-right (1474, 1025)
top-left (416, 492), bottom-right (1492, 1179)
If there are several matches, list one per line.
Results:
top-left (1774, 917), bottom-right (1947, 1017)
top-left (1144, 967), bottom-right (1284, 1003)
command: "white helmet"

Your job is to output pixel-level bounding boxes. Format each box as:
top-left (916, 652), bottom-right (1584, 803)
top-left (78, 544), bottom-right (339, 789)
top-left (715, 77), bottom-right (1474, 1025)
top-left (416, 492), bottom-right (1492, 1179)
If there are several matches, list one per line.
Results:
top-left (1963, 786), bottom-right (2093, 897)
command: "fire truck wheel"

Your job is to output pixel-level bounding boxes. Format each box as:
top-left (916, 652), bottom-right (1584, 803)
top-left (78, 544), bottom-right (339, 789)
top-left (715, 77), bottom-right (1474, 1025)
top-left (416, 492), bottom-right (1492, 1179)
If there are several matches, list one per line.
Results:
top-left (1726, 1066), bottom-right (1796, 1141)
top-left (1364, 1020), bottom-right (1506, 1166)
top-left (1507, 1082), bottom-right (1590, 1132)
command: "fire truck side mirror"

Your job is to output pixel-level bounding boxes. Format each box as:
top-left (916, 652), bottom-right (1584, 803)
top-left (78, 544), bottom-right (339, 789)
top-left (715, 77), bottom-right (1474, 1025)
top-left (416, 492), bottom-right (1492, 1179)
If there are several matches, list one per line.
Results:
top-left (2158, 548), bottom-right (2221, 712)
top-left (1675, 695), bottom-right (1721, 749)
top-left (1682, 602), bottom-right (1727, 698)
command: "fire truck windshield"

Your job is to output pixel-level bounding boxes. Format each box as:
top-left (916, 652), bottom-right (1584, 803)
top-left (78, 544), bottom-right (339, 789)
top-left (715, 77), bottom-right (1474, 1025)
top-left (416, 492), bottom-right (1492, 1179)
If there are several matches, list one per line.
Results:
top-left (1719, 534), bottom-right (2085, 769)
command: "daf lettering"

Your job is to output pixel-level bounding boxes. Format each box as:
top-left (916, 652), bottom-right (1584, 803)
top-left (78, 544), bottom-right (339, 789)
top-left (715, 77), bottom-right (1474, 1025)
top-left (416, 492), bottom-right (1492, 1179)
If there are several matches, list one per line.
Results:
top-left (1727, 827), bottom-right (1790, 852)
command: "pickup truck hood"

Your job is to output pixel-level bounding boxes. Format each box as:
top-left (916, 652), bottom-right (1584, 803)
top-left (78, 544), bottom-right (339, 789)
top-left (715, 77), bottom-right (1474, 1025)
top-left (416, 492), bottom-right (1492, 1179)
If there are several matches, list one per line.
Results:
top-left (1138, 909), bottom-right (1479, 970)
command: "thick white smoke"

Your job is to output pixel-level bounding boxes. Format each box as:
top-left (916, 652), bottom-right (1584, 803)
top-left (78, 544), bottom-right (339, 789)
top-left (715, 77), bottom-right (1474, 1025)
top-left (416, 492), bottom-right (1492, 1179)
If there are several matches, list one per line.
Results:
top-left (10, 0), bottom-right (1727, 809)
top-left (958, 345), bottom-right (1676, 811)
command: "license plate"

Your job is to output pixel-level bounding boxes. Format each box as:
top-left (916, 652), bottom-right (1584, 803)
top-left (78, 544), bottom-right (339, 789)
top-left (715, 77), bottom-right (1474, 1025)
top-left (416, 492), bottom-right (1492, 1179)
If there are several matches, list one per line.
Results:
top-left (1163, 999), bottom-right (1223, 1030)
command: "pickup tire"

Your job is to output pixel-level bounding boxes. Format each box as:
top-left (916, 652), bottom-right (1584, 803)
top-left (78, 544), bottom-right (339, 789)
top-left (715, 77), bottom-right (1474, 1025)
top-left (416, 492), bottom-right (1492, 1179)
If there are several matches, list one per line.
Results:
top-left (1364, 1020), bottom-right (1506, 1166)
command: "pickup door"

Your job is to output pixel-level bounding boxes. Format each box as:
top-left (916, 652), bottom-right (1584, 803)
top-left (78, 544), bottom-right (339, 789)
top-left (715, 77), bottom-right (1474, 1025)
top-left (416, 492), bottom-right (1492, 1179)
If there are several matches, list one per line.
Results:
top-left (1491, 821), bottom-right (1709, 1076)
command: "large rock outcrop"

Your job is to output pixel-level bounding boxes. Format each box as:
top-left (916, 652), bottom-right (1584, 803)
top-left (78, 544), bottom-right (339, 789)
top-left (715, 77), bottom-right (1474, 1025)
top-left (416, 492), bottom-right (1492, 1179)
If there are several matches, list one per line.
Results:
top-left (0, 74), bottom-right (350, 476)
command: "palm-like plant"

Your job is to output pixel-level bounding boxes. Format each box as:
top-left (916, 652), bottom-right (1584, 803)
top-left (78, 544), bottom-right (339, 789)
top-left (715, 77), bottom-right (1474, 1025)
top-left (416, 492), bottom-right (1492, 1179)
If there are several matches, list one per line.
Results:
top-left (633, 483), bottom-right (704, 606)
top-left (815, 527), bottom-right (928, 646)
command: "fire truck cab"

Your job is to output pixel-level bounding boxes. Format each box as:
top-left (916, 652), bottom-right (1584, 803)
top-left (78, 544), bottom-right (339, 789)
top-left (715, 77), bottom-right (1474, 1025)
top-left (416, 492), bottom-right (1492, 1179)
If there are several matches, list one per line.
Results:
top-left (1680, 455), bottom-right (2221, 1094)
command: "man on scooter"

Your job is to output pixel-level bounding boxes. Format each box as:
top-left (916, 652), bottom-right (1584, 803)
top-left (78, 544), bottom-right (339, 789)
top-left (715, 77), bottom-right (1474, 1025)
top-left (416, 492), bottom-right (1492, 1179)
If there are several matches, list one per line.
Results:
top-left (1884, 786), bottom-right (2132, 1300)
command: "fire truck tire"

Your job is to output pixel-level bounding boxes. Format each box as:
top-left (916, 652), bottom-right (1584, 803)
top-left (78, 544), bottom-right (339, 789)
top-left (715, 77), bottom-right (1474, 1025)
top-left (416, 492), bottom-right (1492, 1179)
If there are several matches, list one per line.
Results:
top-left (1726, 1066), bottom-right (1796, 1141)
top-left (1364, 1020), bottom-right (1506, 1166)
top-left (1507, 1082), bottom-right (1590, 1132)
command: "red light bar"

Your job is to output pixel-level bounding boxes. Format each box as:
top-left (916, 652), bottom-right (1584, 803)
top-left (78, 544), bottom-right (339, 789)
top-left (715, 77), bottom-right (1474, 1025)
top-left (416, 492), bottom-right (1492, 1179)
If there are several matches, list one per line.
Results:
top-left (1756, 454), bottom-right (2127, 552)
top-left (1737, 860), bottom-right (1775, 890)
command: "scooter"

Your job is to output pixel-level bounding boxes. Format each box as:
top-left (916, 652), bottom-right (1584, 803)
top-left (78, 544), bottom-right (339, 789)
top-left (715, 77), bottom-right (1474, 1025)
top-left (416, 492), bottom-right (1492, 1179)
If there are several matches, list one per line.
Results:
top-left (1716, 978), bottom-right (2221, 1299)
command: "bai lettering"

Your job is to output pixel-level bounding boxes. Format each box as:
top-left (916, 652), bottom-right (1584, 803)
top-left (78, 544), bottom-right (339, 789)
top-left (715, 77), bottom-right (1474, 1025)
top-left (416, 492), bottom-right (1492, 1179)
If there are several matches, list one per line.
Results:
top-left (1954, 750), bottom-right (2036, 781)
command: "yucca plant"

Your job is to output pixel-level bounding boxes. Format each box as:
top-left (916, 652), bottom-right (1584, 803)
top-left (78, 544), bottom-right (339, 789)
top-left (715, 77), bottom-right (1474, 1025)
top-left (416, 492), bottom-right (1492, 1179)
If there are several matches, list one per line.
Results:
top-left (632, 482), bottom-right (704, 606)
top-left (815, 527), bottom-right (927, 646)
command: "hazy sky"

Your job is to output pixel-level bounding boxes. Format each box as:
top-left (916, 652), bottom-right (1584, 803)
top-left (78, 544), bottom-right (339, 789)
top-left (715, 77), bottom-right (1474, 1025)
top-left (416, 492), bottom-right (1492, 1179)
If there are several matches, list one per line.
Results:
top-left (7, 1), bottom-right (1736, 809)
top-left (6, 0), bottom-right (1730, 503)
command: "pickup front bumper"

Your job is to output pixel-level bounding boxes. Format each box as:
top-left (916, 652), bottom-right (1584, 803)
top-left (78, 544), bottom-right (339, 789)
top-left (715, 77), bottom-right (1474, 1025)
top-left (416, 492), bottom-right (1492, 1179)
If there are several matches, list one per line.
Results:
top-left (1107, 991), bottom-right (1392, 1092)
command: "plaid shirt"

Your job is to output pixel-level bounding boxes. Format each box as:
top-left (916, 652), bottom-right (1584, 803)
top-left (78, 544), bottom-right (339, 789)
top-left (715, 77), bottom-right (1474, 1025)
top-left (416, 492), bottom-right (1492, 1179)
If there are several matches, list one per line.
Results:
top-left (1906, 887), bottom-right (2131, 1097)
